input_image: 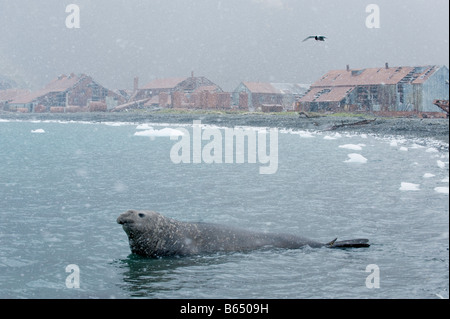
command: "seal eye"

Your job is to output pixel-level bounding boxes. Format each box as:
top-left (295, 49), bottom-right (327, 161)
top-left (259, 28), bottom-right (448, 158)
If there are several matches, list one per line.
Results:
top-left (138, 213), bottom-right (145, 218)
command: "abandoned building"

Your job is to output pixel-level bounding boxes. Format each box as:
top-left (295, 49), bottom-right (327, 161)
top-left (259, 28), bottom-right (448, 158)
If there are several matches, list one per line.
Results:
top-left (297, 64), bottom-right (449, 115)
top-left (7, 73), bottom-right (126, 113)
top-left (233, 82), bottom-right (310, 112)
top-left (0, 89), bottom-right (30, 111)
top-left (114, 74), bottom-right (229, 110)
top-left (132, 74), bottom-right (221, 100)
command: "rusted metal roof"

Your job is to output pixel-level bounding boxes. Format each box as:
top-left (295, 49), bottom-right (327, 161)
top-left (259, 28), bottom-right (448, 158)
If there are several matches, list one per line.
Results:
top-left (141, 77), bottom-right (188, 90)
top-left (43, 74), bottom-right (83, 92)
top-left (300, 86), bottom-right (355, 102)
top-left (0, 89), bottom-right (30, 102)
top-left (242, 82), bottom-right (279, 94)
top-left (10, 74), bottom-right (86, 104)
top-left (312, 66), bottom-right (440, 87)
top-left (411, 66), bottom-right (439, 84)
top-left (10, 90), bottom-right (47, 104)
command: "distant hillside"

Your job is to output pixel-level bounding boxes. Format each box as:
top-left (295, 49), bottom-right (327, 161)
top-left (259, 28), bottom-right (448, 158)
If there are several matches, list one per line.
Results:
top-left (0, 74), bottom-right (18, 90)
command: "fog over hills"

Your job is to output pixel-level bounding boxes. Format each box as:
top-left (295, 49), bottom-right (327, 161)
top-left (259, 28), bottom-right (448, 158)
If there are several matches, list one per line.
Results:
top-left (0, 0), bottom-right (448, 91)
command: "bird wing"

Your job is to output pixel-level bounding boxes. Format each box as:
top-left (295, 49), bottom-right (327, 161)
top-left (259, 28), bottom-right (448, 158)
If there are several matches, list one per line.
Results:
top-left (302, 36), bottom-right (315, 42)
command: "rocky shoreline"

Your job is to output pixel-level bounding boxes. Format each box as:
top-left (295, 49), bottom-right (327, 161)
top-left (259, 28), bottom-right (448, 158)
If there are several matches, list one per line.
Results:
top-left (1, 111), bottom-right (449, 149)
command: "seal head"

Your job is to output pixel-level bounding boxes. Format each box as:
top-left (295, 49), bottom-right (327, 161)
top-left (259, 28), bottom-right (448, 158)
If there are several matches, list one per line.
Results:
top-left (117, 209), bottom-right (199, 257)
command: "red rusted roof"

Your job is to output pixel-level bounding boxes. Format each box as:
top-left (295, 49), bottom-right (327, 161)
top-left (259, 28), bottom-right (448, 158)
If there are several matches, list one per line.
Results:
top-left (0, 89), bottom-right (30, 101)
top-left (43, 74), bottom-right (83, 92)
top-left (311, 66), bottom-right (432, 87)
top-left (411, 66), bottom-right (439, 84)
top-left (312, 67), bottom-right (416, 87)
top-left (10, 90), bottom-right (47, 104)
top-left (312, 65), bottom-right (441, 88)
top-left (141, 77), bottom-right (188, 90)
top-left (10, 74), bottom-right (86, 104)
top-left (300, 86), bottom-right (355, 102)
top-left (242, 82), bottom-right (279, 94)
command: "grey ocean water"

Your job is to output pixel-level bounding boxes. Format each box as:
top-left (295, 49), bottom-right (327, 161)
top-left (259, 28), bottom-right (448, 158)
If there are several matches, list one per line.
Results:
top-left (0, 119), bottom-right (448, 299)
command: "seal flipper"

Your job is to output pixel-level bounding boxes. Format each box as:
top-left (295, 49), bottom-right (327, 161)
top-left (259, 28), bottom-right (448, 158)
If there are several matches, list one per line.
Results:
top-left (326, 238), bottom-right (338, 247)
top-left (328, 238), bottom-right (370, 248)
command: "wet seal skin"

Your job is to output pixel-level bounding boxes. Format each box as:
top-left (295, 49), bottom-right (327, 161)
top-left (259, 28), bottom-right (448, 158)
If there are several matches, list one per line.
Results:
top-left (117, 210), bottom-right (370, 258)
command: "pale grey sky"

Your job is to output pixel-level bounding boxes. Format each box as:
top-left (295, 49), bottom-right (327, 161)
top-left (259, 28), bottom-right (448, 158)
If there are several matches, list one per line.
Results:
top-left (1, 0), bottom-right (448, 91)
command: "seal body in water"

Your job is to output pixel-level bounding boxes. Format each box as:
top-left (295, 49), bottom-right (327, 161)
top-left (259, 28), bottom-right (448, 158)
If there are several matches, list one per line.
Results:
top-left (117, 210), bottom-right (370, 258)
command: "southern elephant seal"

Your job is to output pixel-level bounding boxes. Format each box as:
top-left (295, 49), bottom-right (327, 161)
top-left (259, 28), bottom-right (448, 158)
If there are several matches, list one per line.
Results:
top-left (117, 210), bottom-right (370, 258)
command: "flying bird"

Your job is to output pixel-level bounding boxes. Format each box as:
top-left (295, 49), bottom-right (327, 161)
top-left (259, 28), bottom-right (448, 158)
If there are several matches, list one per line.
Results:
top-left (302, 35), bottom-right (327, 42)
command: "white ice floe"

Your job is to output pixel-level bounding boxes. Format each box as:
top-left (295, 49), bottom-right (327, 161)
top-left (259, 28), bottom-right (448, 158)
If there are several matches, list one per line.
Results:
top-left (410, 143), bottom-right (425, 149)
top-left (434, 187), bottom-right (449, 194)
top-left (134, 128), bottom-right (185, 137)
top-left (441, 177), bottom-right (449, 183)
top-left (426, 147), bottom-right (439, 153)
top-left (389, 138), bottom-right (406, 147)
top-left (437, 160), bottom-right (446, 169)
top-left (298, 131), bottom-right (315, 138)
top-left (136, 124), bottom-right (154, 130)
top-left (31, 129), bottom-right (45, 134)
top-left (323, 132), bottom-right (342, 140)
top-left (399, 182), bottom-right (420, 191)
top-left (423, 173), bottom-right (435, 178)
top-left (344, 153), bottom-right (368, 163)
top-left (399, 147), bottom-right (408, 152)
top-left (339, 144), bottom-right (363, 151)
top-left (104, 122), bottom-right (130, 127)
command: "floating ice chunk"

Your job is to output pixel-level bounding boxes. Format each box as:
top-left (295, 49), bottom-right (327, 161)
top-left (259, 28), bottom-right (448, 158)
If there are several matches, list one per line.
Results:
top-left (437, 160), bottom-right (446, 169)
top-left (344, 153), bottom-right (368, 163)
top-left (134, 128), bottom-right (185, 137)
top-left (399, 147), bottom-right (408, 152)
top-left (136, 124), bottom-right (154, 130)
top-left (410, 143), bottom-right (425, 149)
top-left (360, 134), bottom-right (368, 139)
top-left (441, 177), bottom-right (449, 183)
top-left (323, 133), bottom-right (341, 140)
top-left (339, 144), bottom-right (363, 151)
top-left (298, 131), bottom-right (315, 138)
top-left (426, 147), bottom-right (438, 153)
top-left (434, 187), bottom-right (449, 194)
top-left (423, 173), bottom-right (435, 178)
top-left (31, 129), bottom-right (45, 133)
top-left (390, 140), bottom-right (398, 147)
top-left (104, 122), bottom-right (128, 127)
top-left (399, 182), bottom-right (420, 191)
top-left (389, 138), bottom-right (406, 147)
